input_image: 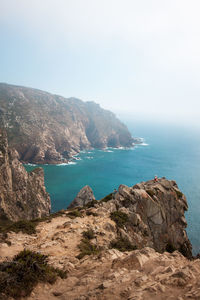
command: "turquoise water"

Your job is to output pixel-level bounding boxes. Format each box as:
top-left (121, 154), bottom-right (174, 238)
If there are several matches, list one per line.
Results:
top-left (25, 121), bottom-right (200, 254)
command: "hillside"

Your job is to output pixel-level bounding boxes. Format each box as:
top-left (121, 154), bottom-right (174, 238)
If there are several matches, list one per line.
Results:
top-left (0, 83), bottom-right (136, 164)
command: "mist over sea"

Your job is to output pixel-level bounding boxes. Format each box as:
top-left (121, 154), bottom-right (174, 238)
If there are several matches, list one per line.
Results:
top-left (25, 121), bottom-right (200, 255)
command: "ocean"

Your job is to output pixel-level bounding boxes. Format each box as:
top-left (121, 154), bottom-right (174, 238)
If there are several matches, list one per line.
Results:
top-left (25, 120), bottom-right (200, 255)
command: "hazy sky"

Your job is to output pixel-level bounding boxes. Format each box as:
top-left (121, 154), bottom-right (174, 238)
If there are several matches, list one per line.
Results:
top-left (1, 1), bottom-right (200, 125)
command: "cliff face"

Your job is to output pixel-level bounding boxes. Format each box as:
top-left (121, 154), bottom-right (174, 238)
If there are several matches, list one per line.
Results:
top-left (0, 129), bottom-right (50, 221)
top-left (0, 179), bottom-right (195, 300)
top-left (0, 83), bottom-right (135, 164)
top-left (113, 178), bottom-right (192, 258)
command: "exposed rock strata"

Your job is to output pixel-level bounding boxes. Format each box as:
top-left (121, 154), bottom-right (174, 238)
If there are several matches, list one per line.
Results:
top-left (0, 83), bottom-right (136, 164)
top-left (113, 178), bottom-right (192, 258)
top-left (68, 185), bottom-right (95, 209)
top-left (0, 129), bottom-right (50, 221)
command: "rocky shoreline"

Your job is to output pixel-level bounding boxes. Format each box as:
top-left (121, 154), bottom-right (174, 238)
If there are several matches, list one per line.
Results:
top-left (0, 83), bottom-right (137, 164)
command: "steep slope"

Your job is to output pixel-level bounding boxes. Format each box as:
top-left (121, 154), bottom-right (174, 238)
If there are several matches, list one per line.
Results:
top-left (0, 83), bottom-right (135, 164)
top-left (0, 129), bottom-right (50, 221)
top-left (0, 179), bottom-right (194, 300)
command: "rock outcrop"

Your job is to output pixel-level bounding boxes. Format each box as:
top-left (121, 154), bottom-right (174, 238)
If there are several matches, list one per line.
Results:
top-left (0, 129), bottom-right (50, 221)
top-left (0, 178), bottom-right (194, 299)
top-left (109, 178), bottom-right (192, 258)
top-left (68, 185), bottom-right (95, 209)
top-left (0, 83), bottom-right (137, 164)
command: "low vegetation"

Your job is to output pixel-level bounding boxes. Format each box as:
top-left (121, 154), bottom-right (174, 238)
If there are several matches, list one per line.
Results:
top-left (110, 237), bottom-right (137, 252)
top-left (110, 211), bottom-right (129, 228)
top-left (82, 229), bottom-right (95, 240)
top-left (66, 209), bottom-right (83, 219)
top-left (76, 229), bottom-right (100, 259)
top-left (76, 238), bottom-right (100, 259)
top-left (0, 219), bottom-right (39, 235)
top-left (0, 210), bottom-right (68, 236)
top-left (86, 211), bottom-right (98, 217)
top-left (100, 193), bottom-right (113, 203)
top-left (85, 200), bottom-right (98, 208)
top-left (0, 249), bottom-right (67, 299)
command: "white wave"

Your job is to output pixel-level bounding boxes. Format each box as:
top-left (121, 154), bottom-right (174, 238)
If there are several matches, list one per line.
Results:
top-left (105, 150), bottom-right (114, 152)
top-left (56, 162), bottom-right (77, 166)
top-left (86, 156), bottom-right (93, 159)
top-left (25, 163), bottom-right (37, 166)
top-left (140, 143), bottom-right (149, 146)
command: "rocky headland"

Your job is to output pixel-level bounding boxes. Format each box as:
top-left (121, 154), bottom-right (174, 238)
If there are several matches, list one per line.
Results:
top-left (0, 83), bottom-right (138, 164)
top-left (0, 128), bottom-right (50, 221)
top-left (1, 177), bottom-right (198, 300)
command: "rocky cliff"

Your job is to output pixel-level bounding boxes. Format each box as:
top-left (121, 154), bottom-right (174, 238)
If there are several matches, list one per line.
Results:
top-left (0, 83), bottom-right (136, 164)
top-left (0, 128), bottom-right (50, 221)
top-left (0, 178), bottom-right (195, 300)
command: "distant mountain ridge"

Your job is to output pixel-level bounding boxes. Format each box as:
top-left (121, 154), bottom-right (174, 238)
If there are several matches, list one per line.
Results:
top-left (0, 83), bottom-right (136, 164)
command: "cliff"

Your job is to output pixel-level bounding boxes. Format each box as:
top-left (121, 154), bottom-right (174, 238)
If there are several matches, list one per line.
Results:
top-left (0, 129), bottom-right (50, 221)
top-left (0, 179), bottom-right (196, 300)
top-left (0, 83), bottom-right (136, 164)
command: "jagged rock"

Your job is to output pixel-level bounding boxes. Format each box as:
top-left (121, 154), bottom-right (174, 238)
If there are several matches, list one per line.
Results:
top-left (113, 178), bottom-right (192, 258)
top-left (0, 129), bottom-right (50, 221)
top-left (68, 185), bottom-right (95, 209)
top-left (0, 83), bottom-right (136, 164)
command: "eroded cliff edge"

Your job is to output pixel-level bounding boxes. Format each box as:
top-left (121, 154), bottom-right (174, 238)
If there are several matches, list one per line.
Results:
top-left (0, 83), bottom-right (137, 164)
top-left (0, 129), bottom-right (50, 221)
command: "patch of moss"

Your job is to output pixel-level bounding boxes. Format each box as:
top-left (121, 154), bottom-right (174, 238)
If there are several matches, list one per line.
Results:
top-left (110, 211), bottom-right (129, 228)
top-left (175, 190), bottom-right (183, 199)
top-left (110, 237), bottom-right (137, 252)
top-left (66, 209), bottom-right (83, 219)
top-left (0, 219), bottom-right (39, 235)
top-left (76, 238), bottom-right (100, 259)
top-left (146, 189), bottom-right (155, 197)
top-left (0, 249), bottom-right (67, 299)
top-left (85, 200), bottom-right (98, 208)
top-left (86, 211), bottom-right (98, 217)
top-left (0, 210), bottom-right (68, 236)
top-left (100, 193), bottom-right (113, 203)
top-left (82, 229), bottom-right (95, 240)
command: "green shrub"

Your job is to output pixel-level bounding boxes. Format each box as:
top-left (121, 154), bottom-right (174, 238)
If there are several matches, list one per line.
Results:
top-left (85, 200), bottom-right (98, 208)
top-left (82, 229), bottom-right (95, 240)
top-left (110, 211), bottom-right (129, 228)
top-left (0, 219), bottom-right (39, 235)
top-left (146, 189), bottom-right (155, 197)
top-left (66, 209), bottom-right (83, 219)
top-left (0, 249), bottom-right (67, 299)
top-left (0, 210), bottom-right (68, 236)
top-left (86, 211), bottom-right (98, 217)
top-left (76, 238), bottom-right (100, 259)
top-left (100, 193), bottom-right (113, 203)
top-left (110, 237), bottom-right (137, 252)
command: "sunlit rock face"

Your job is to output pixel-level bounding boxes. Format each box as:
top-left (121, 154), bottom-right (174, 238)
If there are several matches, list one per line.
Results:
top-left (0, 83), bottom-right (135, 164)
top-left (0, 129), bottom-right (50, 221)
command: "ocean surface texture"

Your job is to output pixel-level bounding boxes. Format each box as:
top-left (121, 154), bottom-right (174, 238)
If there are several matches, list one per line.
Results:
top-left (25, 121), bottom-right (200, 254)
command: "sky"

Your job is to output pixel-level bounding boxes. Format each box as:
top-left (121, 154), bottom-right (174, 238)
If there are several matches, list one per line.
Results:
top-left (1, 0), bottom-right (200, 126)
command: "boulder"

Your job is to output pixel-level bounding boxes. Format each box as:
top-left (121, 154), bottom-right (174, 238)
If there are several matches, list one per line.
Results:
top-left (68, 185), bottom-right (95, 209)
